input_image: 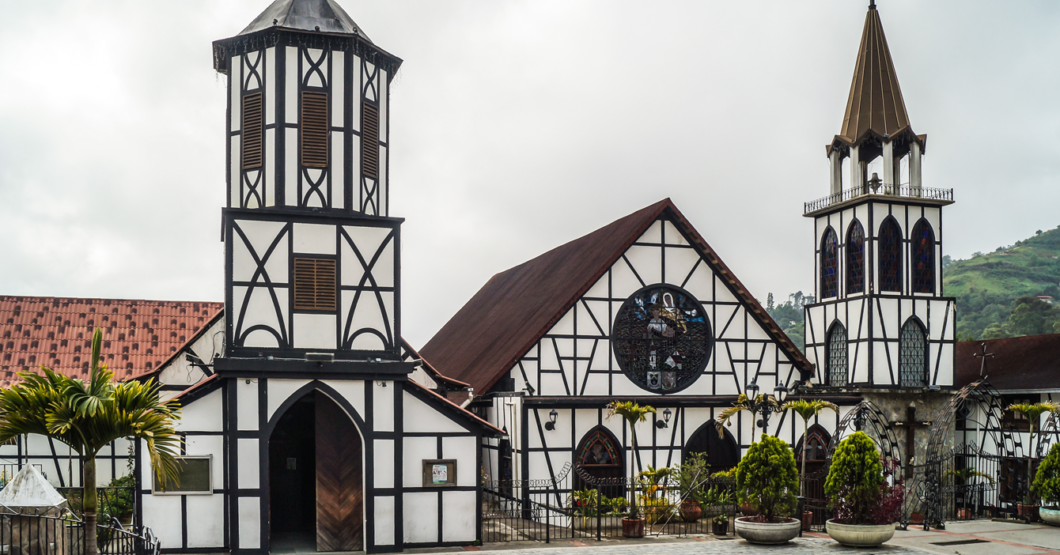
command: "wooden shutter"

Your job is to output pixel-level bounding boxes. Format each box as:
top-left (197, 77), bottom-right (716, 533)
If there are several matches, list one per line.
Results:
top-left (301, 91), bottom-right (329, 168)
top-left (361, 102), bottom-right (379, 179)
top-left (241, 92), bottom-right (263, 169)
top-left (293, 258), bottom-right (337, 311)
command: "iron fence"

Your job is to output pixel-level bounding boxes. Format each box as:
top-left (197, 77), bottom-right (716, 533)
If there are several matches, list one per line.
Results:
top-left (482, 475), bottom-right (741, 543)
top-left (0, 512), bottom-right (159, 555)
top-left (56, 488), bottom-right (138, 530)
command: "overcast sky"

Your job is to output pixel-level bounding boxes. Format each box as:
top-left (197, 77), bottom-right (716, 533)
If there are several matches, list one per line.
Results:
top-left (0, 1), bottom-right (1058, 347)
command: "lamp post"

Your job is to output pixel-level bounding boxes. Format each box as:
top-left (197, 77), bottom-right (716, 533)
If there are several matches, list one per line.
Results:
top-left (745, 382), bottom-right (790, 436)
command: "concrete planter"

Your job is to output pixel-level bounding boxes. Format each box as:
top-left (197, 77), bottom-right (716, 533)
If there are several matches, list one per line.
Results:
top-left (734, 517), bottom-right (801, 544)
top-left (1040, 508), bottom-right (1060, 526)
top-left (825, 520), bottom-right (895, 547)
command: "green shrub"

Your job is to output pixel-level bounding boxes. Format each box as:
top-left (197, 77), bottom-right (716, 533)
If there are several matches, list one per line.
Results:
top-left (824, 432), bottom-right (883, 524)
top-left (735, 435), bottom-right (798, 522)
top-left (1033, 443), bottom-right (1060, 507)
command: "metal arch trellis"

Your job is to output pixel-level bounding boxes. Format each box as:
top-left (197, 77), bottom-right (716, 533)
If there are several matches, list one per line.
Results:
top-left (825, 400), bottom-right (905, 465)
top-left (908, 379), bottom-right (1012, 530)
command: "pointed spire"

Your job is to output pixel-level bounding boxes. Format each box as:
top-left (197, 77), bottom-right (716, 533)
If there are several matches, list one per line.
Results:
top-left (838, 2), bottom-right (911, 144)
top-left (239, 0), bottom-right (371, 42)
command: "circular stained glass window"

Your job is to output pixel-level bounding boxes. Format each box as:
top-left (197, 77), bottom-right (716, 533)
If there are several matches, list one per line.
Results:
top-left (612, 285), bottom-right (712, 393)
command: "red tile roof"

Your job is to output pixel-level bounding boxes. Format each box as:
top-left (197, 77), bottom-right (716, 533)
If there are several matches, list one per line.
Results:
top-left (956, 334), bottom-right (1060, 391)
top-left (0, 296), bottom-right (223, 387)
top-left (420, 199), bottom-right (812, 395)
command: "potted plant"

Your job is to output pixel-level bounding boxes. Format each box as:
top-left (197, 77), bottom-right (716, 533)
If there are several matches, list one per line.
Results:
top-left (823, 432), bottom-right (904, 547)
top-left (1033, 442), bottom-right (1060, 526)
top-left (784, 399), bottom-right (837, 530)
top-left (567, 489), bottom-right (598, 531)
top-left (696, 485), bottom-right (735, 518)
top-left (1008, 402), bottom-right (1058, 520)
top-left (675, 452), bottom-right (709, 522)
top-left (637, 465), bottom-right (675, 524)
top-left (712, 514), bottom-right (729, 536)
top-left (732, 435), bottom-right (801, 544)
top-left (607, 401), bottom-right (656, 537)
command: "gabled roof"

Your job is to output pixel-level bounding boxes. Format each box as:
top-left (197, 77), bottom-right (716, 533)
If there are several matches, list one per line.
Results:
top-left (420, 199), bottom-right (812, 395)
top-left (834, 2), bottom-right (918, 149)
top-left (956, 334), bottom-right (1060, 392)
top-left (239, 0), bottom-right (371, 41)
top-left (400, 339), bottom-right (470, 390)
top-left (0, 296), bottom-right (223, 388)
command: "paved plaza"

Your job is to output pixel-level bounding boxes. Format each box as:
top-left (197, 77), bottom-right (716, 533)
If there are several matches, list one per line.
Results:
top-left (401, 520), bottom-right (1060, 555)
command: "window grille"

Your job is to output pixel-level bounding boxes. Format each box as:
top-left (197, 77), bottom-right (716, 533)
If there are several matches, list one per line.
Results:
top-left (293, 257), bottom-right (337, 312)
top-left (301, 91), bottom-right (329, 168)
top-left (241, 92), bottom-right (264, 169)
top-left (827, 323), bottom-right (848, 386)
top-left (898, 319), bottom-right (928, 386)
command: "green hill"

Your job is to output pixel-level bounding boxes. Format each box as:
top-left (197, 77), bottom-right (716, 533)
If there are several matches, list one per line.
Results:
top-left (945, 225), bottom-right (1060, 339)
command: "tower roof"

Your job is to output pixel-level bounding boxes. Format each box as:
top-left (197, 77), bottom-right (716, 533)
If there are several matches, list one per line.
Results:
top-left (836, 2), bottom-right (913, 146)
top-left (239, 0), bottom-right (372, 42)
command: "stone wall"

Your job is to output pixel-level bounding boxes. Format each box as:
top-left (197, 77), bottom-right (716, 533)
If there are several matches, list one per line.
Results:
top-left (861, 390), bottom-right (954, 469)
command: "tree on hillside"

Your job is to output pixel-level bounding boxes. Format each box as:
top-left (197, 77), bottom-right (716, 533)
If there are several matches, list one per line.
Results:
top-left (981, 297), bottom-right (1060, 339)
top-left (765, 292), bottom-right (812, 352)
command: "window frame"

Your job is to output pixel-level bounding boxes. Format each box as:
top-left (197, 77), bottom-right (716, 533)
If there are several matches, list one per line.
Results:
top-left (151, 455), bottom-right (213, 496)
top-left (820, 227), bottom-right (839, 299)
top-left (292, 255), bottom-right (338, 313)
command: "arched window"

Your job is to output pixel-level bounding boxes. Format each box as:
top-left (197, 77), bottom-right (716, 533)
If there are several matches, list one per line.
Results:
top-left (573, 427), bottom-right (624, 494)
top-left (795, 425), bottom-right (832, 464)
top-left (821, 228), bottom-right (839, 299)
top-left (827, 323), bottom-right (848, 387)
top-left (683, 420), bottom-right (740, 474)
top-left (911, 219), bottom-right (935, 294)
top-left (878, 217), bottom-right (902, 293)
top-left (899, 319), bottom-right (928, 387)
top-left (846, 220), bottom-right (865, 294)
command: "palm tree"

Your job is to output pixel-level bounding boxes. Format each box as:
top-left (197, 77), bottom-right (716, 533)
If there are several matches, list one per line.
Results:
top-left (1007, 401), bottom-right (1059, 503)
top-left (783, 399), bottom-right (838, 496)
top-left (606, 401), bottom-right (656, 519)
top-left (0, 328), bottom-right (182, 555)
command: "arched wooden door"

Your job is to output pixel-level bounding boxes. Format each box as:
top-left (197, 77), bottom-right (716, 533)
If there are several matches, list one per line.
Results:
top-left (683, 420), bottom-right (739, 473)
top-left (573, 427), bottom-right (625, 499)
top-left (794, 424), bottom-right (831, 500)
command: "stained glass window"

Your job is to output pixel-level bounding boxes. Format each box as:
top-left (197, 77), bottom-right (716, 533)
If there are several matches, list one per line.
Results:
top-left (612, 286), bottom-right (712, 393)
top-left (821, 228), bottom-right (839, 299)
top-left (878, 218), bottom-right (903, 293)
top-left (911, 219), bottom-right (935, 294)
top-left (577, 430), bottom-right (621, 467)
top-left (846, 220), bottom-right (865, 294)
top-left (827, 323), bottom-right (848, 386)
top-left (898, 319), bottom-right (928, 387)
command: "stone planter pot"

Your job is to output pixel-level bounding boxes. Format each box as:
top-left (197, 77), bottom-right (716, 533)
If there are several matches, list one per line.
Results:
top-left (1040, 508), bottom-right (1060, 526)
top-left (825, 520), bottom-right (895, 548)
top-left (734, 517), bottom-right (801, 545)
top-left (621, 517), bottom-right (645, 538)
top-left (679, 500), bottom-right (703, 522)
top-left (571, 516), bottom-right (592, 531)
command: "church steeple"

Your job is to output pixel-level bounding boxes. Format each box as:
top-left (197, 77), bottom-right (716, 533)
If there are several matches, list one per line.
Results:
top-left (825, 2), bottom-right (925, 195)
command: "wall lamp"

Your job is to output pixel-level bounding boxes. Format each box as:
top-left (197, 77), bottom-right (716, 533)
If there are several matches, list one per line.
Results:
top-left (655, 408), bottom-right (673, 429)
top-left (544, 409), bottom-right (559, 431)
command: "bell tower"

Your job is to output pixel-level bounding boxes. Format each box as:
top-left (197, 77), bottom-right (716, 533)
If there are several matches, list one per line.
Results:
top-left (802, 1), bottom-right (956, 390)
top-left (212, 0), bottom-right (406, 362)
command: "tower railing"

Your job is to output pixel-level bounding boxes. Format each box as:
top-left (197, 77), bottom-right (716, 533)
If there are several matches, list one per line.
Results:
top-left (804, 185), bottom-right (953, 215)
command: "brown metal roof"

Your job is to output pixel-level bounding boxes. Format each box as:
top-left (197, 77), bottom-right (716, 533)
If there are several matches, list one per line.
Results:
top-left (836, 3), bottom-right (914, 147)
top-left (0, 296), bottom-right (223, 388)
top-left (420, 199), bottom-right (812, 396)
top-left (956, 334), bottom-right (1060, 391)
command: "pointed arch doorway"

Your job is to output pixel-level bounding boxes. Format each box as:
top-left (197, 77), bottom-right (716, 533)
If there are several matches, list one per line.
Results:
top-left (268, 390), bottom-right (363, 552)
top-left (683, 421), bottom-right (739, 473)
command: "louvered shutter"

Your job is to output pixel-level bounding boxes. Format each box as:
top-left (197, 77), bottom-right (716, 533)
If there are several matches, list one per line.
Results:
top-left (361, 102), bottom-right (379, 179)
top-left (293, 258), bottom-right (337, 311)
top-left (241, 92), bottom-right (264, 169)
top-left (301, 91), bottom-right (329, 168)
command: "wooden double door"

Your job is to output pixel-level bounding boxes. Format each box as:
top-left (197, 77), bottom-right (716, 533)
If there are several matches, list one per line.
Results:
top-left (270, 391), bottom-right (363, 552)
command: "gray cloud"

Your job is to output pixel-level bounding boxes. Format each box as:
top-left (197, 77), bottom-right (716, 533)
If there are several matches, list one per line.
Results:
top-left (0, 1), bottom-right (1057, 347)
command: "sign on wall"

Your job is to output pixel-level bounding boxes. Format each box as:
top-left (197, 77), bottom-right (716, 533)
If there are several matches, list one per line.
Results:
top-left (422, 459), bottom-right (457, 487)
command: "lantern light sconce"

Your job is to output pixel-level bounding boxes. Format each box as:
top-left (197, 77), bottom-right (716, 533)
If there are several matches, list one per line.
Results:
top-left (545, 409), bottom-right (559, 431)
top-left (655, 408), bottom-right (673, 429)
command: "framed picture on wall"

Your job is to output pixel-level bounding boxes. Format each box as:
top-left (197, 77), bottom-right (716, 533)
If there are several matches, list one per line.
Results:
top-left (422, 459), bottom-right (457, 487)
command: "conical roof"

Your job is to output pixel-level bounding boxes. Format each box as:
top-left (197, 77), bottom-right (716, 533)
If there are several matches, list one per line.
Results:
top-left (0, 466), bottom-right (66, 514)
top-left (239, 0), bottom-right (372, 42)
top-left (838, 2), bottom-right (910, 144)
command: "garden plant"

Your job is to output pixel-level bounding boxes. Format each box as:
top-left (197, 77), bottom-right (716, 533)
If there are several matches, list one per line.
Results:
top-left (1007, 402), bottom-right (1059, 505)
top-left (606, 401), bottom-right (655, 532)
top-left (734, 435), bottom-right (798, 522)
top-left (1033, 443), bottom-right (1060, 508)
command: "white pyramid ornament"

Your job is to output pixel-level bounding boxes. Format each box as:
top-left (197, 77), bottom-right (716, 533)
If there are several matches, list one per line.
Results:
top-left (0, 465), bottom-right (66, 515)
